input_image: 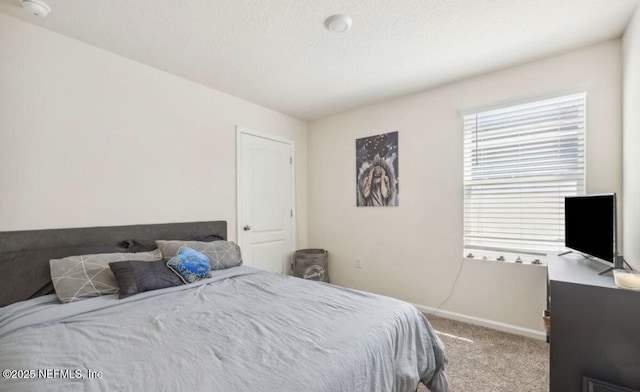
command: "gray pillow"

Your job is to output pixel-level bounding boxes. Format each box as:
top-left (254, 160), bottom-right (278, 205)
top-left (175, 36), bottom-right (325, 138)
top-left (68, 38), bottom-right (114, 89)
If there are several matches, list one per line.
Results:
top-left (109, 259), bottom-right (184, 299)
top-left (50, 249), bottom-right (162, 303)
top-left (155, 240), bottom-right (242, 270)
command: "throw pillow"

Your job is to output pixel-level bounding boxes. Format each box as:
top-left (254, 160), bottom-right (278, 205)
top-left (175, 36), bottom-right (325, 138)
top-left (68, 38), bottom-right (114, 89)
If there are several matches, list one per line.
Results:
top-left (50, 249), bottom-right (162, 303)
top-left (156, 240), bottom-right (242, 270)
top-left (109, 259), bottom-right (184, 299)
top-left (166, 247), bottom-right (212, 283)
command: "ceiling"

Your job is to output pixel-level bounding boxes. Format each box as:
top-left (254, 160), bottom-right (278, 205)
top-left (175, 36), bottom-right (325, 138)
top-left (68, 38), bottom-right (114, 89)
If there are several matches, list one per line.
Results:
top-left (1, 0), bottom-right (638, 120)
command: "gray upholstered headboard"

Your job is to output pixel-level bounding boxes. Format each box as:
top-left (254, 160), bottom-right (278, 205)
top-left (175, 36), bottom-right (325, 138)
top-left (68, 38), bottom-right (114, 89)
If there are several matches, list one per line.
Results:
top-left (0, 221), bottom-right (227, 307)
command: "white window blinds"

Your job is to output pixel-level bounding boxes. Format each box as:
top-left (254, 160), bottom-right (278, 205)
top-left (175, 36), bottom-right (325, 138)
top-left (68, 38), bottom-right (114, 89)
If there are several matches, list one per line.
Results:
top-left (463, 93), bottom-right (586, 256)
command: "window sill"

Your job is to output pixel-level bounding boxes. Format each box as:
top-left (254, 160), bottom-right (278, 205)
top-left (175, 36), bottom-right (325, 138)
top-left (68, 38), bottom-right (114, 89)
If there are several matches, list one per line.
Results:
top-left (463, 256), bottom-right (547, 267)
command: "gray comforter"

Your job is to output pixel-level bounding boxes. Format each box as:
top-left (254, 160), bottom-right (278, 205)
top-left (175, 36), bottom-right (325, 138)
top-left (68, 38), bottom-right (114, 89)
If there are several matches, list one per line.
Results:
top-left (0, 266), bottom-right (448, 392)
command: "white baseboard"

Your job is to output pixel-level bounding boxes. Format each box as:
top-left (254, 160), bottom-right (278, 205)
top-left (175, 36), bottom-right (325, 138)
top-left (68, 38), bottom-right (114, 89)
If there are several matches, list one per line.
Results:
top-left (412, 303), bottom-right (547, 341)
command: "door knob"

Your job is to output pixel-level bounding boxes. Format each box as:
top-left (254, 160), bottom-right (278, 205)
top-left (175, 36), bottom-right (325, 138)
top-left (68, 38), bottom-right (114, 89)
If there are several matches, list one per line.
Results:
top-left (243, 225), bottom-right (251, 231)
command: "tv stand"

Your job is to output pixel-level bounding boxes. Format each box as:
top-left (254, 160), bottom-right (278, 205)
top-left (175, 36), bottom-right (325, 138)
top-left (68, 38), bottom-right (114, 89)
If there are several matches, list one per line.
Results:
top-left (558, 250), bottom-right (595, 260)
top-left (547, 254), bottom-right (640, 391)
top-left (557, 251), bottom-right (633, 275)
top-left (598, 257), bottom-right (634, 276)
top-left (598, 265), bottom-right (619, 275)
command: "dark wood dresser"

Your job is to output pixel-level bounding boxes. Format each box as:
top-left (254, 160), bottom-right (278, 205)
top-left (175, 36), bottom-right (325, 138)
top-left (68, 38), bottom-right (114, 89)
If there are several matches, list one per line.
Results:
top-left (547, 254), bottom-right (640, 391)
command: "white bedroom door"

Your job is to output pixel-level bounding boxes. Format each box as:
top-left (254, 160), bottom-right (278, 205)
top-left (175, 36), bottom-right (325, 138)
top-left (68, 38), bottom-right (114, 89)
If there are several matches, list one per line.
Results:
top-left (237, 127), bottom-right (294, 274)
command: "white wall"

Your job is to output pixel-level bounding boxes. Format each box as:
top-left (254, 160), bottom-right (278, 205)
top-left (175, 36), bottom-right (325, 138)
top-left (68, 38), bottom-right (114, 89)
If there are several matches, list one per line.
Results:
top-left (0, 13), bottom-right (308, 247)
top-left (623, 7), bottom-right (640, 270)
top-left (308, 40), bottom-right (622, 334)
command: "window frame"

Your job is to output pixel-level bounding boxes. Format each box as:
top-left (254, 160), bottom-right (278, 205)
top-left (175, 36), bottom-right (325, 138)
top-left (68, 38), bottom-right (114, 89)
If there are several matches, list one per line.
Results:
top-left (462, 92), bottom-right (587, 262)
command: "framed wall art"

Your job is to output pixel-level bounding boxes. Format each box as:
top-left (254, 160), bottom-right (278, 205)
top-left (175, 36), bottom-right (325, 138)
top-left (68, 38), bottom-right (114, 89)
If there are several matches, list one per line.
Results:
top-left (355, 131), bottom-right (398, 207)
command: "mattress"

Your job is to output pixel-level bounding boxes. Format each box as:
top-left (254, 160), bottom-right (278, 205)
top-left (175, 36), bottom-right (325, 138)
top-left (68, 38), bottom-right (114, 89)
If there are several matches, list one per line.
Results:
top-left (0, 266), bottom-right (448, 392)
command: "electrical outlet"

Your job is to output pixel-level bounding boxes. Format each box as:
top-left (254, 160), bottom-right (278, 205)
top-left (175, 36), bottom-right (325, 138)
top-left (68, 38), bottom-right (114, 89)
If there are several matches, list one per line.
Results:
top-left (355, 257), bottom-right (364, 269)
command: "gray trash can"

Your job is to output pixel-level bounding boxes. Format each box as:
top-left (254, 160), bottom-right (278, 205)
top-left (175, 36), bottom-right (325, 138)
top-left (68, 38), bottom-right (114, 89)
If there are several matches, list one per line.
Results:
top-left (293, 249), bottom-right (329, 283)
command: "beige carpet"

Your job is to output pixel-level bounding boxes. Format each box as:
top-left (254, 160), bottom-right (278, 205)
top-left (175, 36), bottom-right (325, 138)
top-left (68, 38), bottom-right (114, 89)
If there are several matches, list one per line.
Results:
top-left (418, 315), bottom-right (549, 392)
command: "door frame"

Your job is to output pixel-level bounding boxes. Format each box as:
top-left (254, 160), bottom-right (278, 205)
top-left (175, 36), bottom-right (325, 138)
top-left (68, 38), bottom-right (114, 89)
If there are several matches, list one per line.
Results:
top-left (235, 125), bottom-right (296, 273)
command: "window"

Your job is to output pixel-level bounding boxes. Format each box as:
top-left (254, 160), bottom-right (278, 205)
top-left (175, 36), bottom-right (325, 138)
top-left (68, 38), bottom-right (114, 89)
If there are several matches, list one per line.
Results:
top-left (463, 93), bottom-right (586, 260)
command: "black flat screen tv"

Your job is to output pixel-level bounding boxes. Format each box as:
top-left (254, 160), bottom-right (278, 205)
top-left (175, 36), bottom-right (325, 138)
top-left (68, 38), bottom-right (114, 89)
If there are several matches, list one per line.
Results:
top-left (564, 193), bottom-right (616, 264)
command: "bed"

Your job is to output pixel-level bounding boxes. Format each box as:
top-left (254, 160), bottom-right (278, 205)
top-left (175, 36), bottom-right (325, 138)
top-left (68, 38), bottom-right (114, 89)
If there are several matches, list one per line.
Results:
top-left (0, 221), bottom-right (448, 392)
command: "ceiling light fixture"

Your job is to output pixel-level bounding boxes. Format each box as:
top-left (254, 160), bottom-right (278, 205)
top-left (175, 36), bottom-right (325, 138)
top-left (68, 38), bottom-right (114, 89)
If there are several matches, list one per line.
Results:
top-left (20, 0), bottom-right (51, 18)
top-left (324, 14), bottom-right (352, 33)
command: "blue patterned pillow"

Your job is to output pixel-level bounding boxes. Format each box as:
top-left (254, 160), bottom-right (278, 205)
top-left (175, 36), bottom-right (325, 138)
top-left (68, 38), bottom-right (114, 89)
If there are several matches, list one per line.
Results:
top-left (166, 247), bottom-right (211, 283)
